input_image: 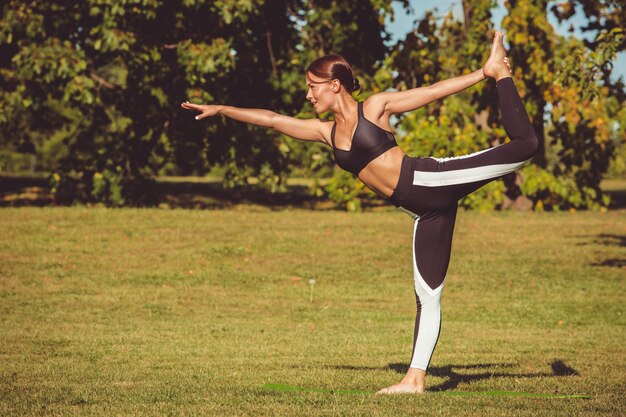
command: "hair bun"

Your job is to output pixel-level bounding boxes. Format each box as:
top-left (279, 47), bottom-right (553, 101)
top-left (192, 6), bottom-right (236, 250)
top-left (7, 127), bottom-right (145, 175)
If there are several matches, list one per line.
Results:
top-left (352, 78), bottom-right (361, 93)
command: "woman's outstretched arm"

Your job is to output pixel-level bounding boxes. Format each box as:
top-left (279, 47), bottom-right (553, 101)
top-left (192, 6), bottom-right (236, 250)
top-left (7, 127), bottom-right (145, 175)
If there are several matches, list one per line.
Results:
top-left (376, 69), bottom-right (486, 116)
top-left (377, 32), bottom-right (512, 116)
top-left (180, 102), bottom-right (328, 144)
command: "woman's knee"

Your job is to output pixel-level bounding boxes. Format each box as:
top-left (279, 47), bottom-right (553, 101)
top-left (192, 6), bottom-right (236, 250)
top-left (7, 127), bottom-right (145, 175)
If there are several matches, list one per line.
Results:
top-left (513, 125), bottom-right (539, 160)
top-left (525, 128), bottom-right (539, 158)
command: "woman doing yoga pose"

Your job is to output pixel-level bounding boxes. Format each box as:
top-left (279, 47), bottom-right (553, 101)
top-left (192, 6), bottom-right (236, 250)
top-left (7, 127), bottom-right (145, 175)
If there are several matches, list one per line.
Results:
top-left (181, 31), bottom-right (538, 394)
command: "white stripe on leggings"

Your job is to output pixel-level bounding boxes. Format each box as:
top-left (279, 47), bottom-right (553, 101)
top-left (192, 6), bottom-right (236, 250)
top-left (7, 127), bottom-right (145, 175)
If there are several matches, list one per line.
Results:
top-left (413, 158), bottom-right (531, 187)
top-left (428, 145), bottom-right (496, 163)
top-left (412, 216), bottom-right (444, 297)
top-left (410, 216), bottom-right (444, 370)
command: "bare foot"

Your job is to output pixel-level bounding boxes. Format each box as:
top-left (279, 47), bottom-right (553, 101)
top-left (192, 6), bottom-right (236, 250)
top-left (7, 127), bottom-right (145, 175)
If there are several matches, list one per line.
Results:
top-left (376, 367), bottom-right (426, 395)
top-left (483, 31), bottom-right (512, 81)
top-left (376, 382), bottom-right (424, 395)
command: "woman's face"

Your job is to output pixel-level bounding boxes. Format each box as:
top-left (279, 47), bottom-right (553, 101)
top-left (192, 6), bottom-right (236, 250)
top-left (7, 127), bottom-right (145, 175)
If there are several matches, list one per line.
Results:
top-left (305, 72), bottom-right (338, 113)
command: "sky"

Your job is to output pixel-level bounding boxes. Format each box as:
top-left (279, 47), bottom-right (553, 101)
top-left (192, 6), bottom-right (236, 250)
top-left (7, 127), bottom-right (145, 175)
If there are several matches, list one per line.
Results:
top-left (384, 0), bottom-right (626, 83)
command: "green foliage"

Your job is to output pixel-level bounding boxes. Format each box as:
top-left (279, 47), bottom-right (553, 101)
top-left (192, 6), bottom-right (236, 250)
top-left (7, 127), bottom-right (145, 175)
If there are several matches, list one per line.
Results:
top-left (323, 0), bottom-right (624, 211)
top-left (504, 1), bottom-right (625, 209)
top-left (519, 164), bottom-right (609, 210)
top-left (91, 169), bottom-right (125, 207)
top-left (0, 151), bottom-right (30, 173)
top-left (0, 0), bottom-right (404, 206)
top-left (0, 0), bottom-right (623, 210)
top-left (324, 169), bottom-right (370, 212)
top-left (546, 29), bottom-right (624, 200)
top-left (460, 180), bottom-right (507, 211)
top-left (607, 103), bottom-right (626, 177)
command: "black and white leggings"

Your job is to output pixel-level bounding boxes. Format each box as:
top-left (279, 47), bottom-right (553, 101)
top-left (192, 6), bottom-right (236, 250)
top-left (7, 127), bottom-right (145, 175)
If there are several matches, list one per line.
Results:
top-left (387, 77), bottom-right (538, 370)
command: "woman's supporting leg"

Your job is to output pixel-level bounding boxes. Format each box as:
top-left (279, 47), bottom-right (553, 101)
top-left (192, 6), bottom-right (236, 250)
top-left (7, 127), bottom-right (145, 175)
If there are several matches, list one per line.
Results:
top-left (376, 205), bottom-right (458, 395)
top-left (409, 205), bottom-right (457, 370)
top-left (410, 284), bottom-right (443, 369)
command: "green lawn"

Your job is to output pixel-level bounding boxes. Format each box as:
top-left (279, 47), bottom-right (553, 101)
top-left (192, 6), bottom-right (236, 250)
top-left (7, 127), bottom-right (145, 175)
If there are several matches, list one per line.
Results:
top-left (1, 207), bottom-right (625, 416)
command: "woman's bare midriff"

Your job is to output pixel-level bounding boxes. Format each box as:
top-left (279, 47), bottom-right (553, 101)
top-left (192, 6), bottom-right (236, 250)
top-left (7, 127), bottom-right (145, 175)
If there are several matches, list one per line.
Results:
top-left (357, 146), bottom-right (406, 199)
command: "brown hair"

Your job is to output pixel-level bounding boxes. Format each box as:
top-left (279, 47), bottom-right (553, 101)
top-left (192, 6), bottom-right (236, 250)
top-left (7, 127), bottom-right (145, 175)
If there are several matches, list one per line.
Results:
top-left (306, 54), bottom-right (362, 95)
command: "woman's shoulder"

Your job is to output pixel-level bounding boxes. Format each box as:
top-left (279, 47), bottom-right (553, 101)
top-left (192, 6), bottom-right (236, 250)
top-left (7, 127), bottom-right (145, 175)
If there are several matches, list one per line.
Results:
top-left (362, 93), bottom-right (394, 133)
top-left (316, 117), bottom-right (336, 147)
top-left (362, 93), bottom-right (387, 116)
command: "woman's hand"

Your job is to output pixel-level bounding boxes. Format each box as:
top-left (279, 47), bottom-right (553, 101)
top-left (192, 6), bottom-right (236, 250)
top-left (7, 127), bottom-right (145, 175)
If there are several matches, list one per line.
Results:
top-left (180, 101), bottom-right (222, 120)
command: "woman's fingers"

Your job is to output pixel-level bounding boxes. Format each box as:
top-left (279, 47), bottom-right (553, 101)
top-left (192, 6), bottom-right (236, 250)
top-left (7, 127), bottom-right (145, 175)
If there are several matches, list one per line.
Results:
top-left (180, 102), bottom-right (218, 120)
top-left (503, 57), bottom-right (512, 72)
top-left (181, 101), bottom-right (201, 110)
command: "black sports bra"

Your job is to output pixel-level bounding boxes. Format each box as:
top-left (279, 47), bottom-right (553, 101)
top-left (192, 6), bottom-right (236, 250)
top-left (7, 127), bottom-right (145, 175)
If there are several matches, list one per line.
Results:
top-left (331, 101), bottom-right (398, 176)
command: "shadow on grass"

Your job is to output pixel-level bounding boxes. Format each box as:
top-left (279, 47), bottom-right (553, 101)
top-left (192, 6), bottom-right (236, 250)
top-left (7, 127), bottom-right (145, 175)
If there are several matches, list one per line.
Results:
top-left (0, 175), bottom-right (392, 210)
top-left (325, 360), bottom-right (579, 392)
top-left (596, 233), bottom-right (626, 247)
top-left (574, 233), bottom-right (626, 247)
top-left (572, 233), bottom-right (626, 268)
top-left (591, 258), bottom-right (626, 268)
top-left (4, 174), bottom-right (626, 210)
top-left (0, 174), bottom-right (324, 209)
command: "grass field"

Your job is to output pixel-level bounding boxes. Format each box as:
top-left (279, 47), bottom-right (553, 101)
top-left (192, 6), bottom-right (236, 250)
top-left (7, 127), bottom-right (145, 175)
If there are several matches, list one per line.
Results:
top-left (1, 207), bottom-right (625, 416)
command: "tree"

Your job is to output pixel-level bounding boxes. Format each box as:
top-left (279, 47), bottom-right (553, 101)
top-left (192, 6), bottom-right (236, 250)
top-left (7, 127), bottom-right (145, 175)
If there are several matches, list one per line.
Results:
top-left (2, 1), bottom-right (622, 210)
top-left (354, 0), bottom-right (624, 211)
top-left (0, 0), bottom-right (404, 205)
top-left (2, 0), bottom-right (258, 204)
top-left (504, 0), bottom-right (624, 209)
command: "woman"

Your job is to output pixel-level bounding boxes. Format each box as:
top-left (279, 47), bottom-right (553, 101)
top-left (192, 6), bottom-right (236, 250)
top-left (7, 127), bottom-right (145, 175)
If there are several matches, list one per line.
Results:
top-left (181, 31), bottom-right (537, 394)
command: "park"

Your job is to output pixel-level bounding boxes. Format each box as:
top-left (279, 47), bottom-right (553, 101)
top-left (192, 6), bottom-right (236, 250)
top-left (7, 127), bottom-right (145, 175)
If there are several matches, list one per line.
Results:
top-left (1, 1), bottom-right (625, 416)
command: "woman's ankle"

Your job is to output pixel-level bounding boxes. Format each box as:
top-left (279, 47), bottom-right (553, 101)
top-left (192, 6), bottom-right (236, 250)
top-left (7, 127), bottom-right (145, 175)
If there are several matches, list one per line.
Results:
top-left (401, 367), bottom-right (426, 386)
top-left (495, 71), bottom-right (512, 82)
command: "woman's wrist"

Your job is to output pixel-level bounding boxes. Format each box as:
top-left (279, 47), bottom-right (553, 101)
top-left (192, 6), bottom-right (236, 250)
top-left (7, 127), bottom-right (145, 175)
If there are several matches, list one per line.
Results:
top-left (479, 67), bottom-right (487, 81)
